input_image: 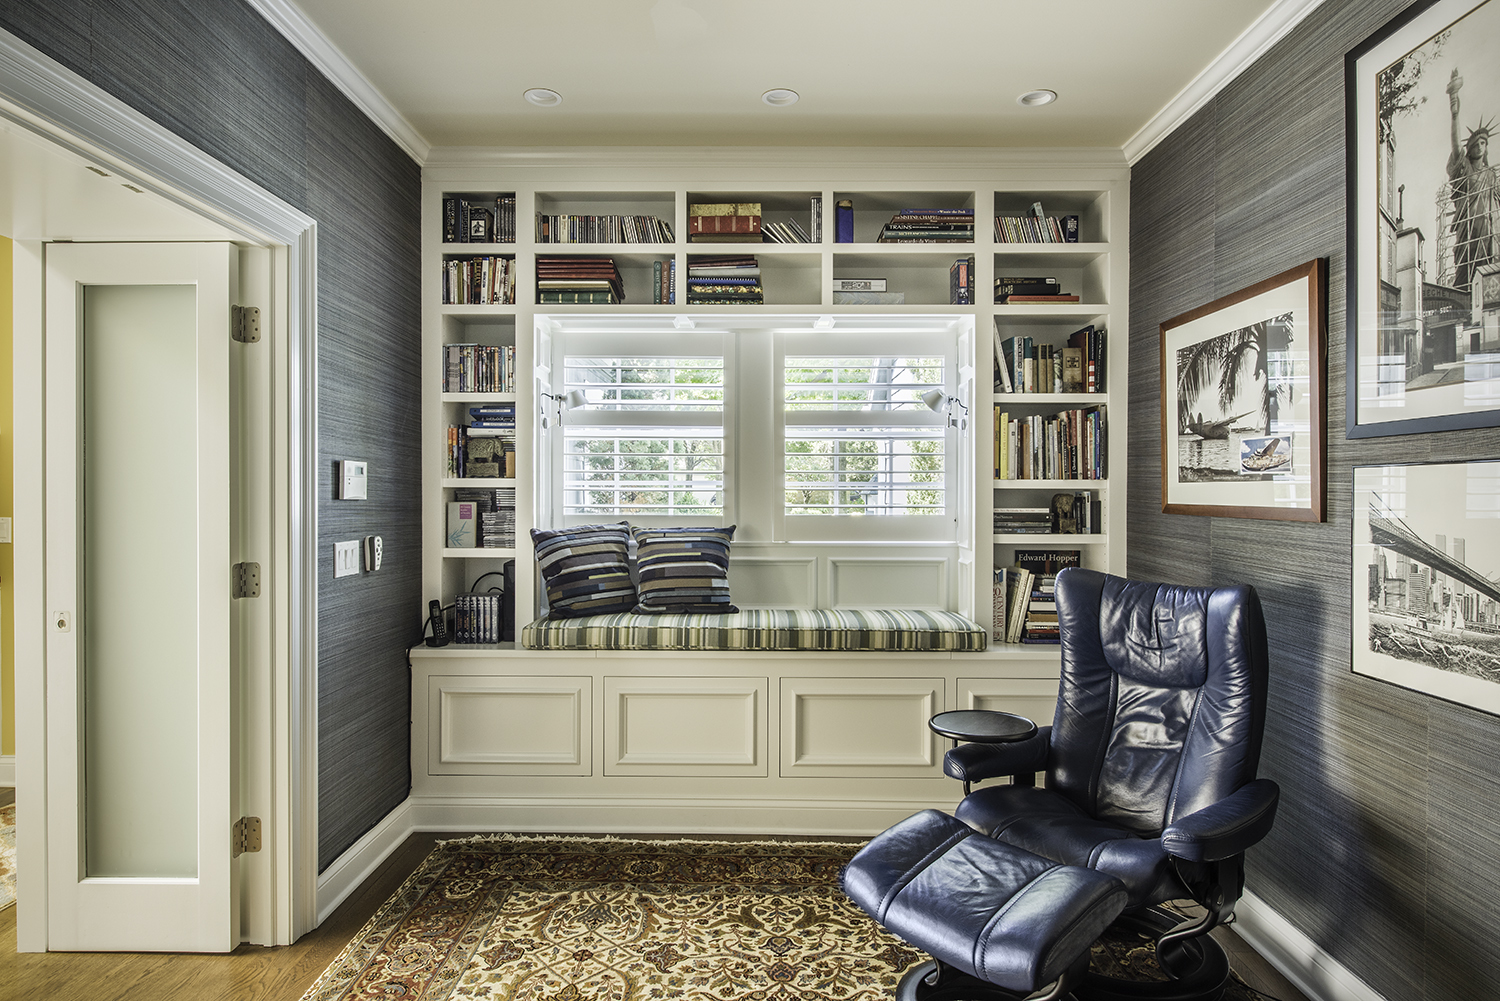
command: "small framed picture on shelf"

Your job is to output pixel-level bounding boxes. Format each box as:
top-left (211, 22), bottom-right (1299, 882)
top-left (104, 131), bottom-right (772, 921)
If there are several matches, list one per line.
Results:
top-left (1159, 258), bottom-right (1326, 522)
top-left (1352, 458), bottom-right (1500, 714)
top-left (1346, 0), bottom-right (1500, 437)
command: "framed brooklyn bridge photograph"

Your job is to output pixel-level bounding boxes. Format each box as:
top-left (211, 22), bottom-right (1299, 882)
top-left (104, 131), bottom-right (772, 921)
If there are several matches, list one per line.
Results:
top-left (1353, 459), bottom-right (1500, 714)
top-left (1159, 259), bottom-right (1326, 521)
top-left (1348, 0), bottom-right (1500, 437)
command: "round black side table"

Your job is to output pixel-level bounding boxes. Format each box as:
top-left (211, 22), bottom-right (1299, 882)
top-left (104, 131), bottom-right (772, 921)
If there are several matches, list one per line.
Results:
top-left (929, 709), bottom-right (1038, 795)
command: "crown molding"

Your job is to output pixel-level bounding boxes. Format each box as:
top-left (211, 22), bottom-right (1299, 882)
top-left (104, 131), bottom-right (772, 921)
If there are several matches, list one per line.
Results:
top-left (425, 145), bottom-right (1129, 176)
top-left (1124, 0), bottom-right (1329, 165)
top-left (244, 0), bottom-right (430, 164)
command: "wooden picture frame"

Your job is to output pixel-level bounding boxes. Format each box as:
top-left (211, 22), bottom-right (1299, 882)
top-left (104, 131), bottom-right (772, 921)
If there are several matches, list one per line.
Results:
top-left (1352, 458), bottom-right (1500, 714)
top-left (1160, 259), bottom-right (1326, 521)
top-left (1346, 0), bottom-right (1500, 438)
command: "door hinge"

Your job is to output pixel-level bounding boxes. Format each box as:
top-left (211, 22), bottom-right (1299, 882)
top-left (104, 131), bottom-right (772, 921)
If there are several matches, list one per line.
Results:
top-left (232, 304), bottom-right (261, 343)
top-left (233, 561), bottom-right (261, 598)
top-left (233, 816), bottom-right (262, 857)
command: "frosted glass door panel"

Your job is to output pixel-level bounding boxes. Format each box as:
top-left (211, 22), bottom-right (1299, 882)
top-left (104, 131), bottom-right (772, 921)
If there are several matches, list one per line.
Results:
top-left (82, 284), bottom-right (199, 878)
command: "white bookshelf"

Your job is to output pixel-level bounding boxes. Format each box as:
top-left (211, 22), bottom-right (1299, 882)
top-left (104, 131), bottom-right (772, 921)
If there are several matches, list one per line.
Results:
top-left (421, 150), bottom-right (1128, 654)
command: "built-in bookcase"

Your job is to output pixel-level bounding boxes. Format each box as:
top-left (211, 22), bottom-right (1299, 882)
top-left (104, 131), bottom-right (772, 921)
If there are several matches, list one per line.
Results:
top-left (421, 156), bottom-right (1127, 654)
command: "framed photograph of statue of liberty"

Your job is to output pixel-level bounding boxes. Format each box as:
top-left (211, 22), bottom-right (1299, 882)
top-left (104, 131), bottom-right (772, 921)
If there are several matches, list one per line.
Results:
top-left (1353, 459), bottom-right (1500, 715)
top-left (1160, 259), bottom-right (1326, 522)
top-left (1347, 0), bottom-right (1500, 437)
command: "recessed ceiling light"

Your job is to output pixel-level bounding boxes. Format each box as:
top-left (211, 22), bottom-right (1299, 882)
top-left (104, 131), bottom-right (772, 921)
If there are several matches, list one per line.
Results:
top-left (524, 88), bottom-right (563, 107)
top-left (1017, 89), bottom-right (1057, 107)
top-left (761, 88), bottom-right (799, 107)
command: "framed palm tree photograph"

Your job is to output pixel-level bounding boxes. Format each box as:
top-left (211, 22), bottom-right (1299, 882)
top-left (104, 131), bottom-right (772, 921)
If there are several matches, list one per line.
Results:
top-left (1160, 258), bottom-right (1327, 521)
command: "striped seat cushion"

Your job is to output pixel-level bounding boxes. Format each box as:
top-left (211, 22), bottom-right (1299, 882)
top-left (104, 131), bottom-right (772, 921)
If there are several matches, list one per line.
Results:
top-left (522, 608), bottom-right (988, 652)
top-left (530, 523), bottom-right (636, 617)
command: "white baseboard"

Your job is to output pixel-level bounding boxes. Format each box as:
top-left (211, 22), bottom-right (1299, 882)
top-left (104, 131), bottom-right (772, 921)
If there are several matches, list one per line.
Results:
top-left (314, 798), bottom-right (415, 924)
top-left (1233, 891), bottom-right (1387, 1001)
top-left (0, 755), bottom-right (14, 787)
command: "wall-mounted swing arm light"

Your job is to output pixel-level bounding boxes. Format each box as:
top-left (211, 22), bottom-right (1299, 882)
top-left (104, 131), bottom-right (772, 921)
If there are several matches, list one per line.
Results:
top-left (539, 389), bottom-right (586, 428)
top-left (922, 388), bottom-right (969, 431)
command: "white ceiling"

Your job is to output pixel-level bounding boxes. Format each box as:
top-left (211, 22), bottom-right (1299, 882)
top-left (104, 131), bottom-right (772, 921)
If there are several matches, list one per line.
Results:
top-left (0, 118), bottom-right (240, 242)
top-left (281, 0), bottom-right (1297, 153)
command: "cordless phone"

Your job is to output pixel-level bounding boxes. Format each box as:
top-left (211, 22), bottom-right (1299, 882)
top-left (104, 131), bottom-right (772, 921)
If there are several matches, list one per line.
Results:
top-left (426, 599), bottom-right (450, 647)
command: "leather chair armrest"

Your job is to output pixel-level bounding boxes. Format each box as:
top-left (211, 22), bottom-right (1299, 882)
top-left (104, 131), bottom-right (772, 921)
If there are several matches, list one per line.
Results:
top-left (943, 726), bottom-right (1051, 784)
top-left (1162, 778), bottom-right (1280, 862)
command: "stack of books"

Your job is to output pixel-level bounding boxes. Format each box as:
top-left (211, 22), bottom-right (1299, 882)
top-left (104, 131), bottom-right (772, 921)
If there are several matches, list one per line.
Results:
top-left (877, 208), bottom-right (974, 243)
top-left (453, 485), bottom-right (516, 549)
top-left (686, 256), bottom-right (762, 304)
top-left (442, 256), bottom-right (515, 304)
top-left (443, 343), bottom-right (516, 393)
top-left (832, 278), bottom-right (903, 305)
top-left (535, 213), bottom-right (672, 244)
top-left (994, 202), bottom-right (1080, 244)
top-left (689, 203), bottom-right (761, 243)
top-left (536, 256), bottom-right (624, 304)
top-left (1068, 324), bottom-right (1107, 393)
top-left (448, 406), bottom-right (517, 479)
top-left (993, 405), bottom-right (1108, 481)
top-left (761, 217), bottom-right (814, 243)
top-left (443, 194), bottom-right (516, 243)
top-left (994, 275), bottom-right (1068, 303)
top-left (950, 256), bottom-right (976, 304)
top-left (993, 507), bottom-right (1052, 534)
top-left (1015, 549), bottom-right (1081, 644)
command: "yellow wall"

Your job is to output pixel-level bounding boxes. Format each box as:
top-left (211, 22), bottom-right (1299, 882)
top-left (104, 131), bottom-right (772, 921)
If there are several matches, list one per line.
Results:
top-left (1, 235), bottom-right (12, 758)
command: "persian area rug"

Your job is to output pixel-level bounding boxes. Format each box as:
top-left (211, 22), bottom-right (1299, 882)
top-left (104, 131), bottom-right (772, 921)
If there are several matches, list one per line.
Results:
top-left (301, 834), bottom-right (1268, 1001)
top-left (0, 802), bottom-right (15, 911)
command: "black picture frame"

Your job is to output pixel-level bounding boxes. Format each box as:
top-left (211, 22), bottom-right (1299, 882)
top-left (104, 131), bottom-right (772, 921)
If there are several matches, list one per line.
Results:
top-left (1346, 0), bottom-right (1500, 438)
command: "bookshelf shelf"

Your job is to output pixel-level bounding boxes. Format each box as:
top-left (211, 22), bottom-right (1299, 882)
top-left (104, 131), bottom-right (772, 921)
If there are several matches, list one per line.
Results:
top-left (443, 548), bottom-right (518, 559)
top-left (425, 159), bottom-right (1126, 653)
top-left (992, 534), bottom-right (1108, 545)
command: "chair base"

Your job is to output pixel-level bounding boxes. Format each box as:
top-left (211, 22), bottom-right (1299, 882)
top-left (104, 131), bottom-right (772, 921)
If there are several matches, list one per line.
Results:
top-left (1074, 908), bottom-right (1231, 1001)
top-left (897, 957), bottom-right (1084, 1001)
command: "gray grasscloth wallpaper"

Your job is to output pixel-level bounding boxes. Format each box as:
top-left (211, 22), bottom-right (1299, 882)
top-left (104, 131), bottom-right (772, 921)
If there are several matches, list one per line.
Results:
top-left (0, 0), bottom-right (422, 871)
top-left (1129, 1), bottom-right (1500, 998)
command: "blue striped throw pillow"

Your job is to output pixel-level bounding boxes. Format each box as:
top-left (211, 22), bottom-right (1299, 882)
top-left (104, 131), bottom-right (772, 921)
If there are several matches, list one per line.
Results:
top-left (631, 525), bottom-right (738, 614)
top-left (530, 523), bottom-right (637, 617)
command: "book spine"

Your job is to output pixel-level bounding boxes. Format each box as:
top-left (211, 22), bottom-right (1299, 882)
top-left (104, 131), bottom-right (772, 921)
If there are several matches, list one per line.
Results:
top-left (653, 260), bottom-right (662, 304)
top-left (669, 258), bottom-right (676, 304)
top-left (835, 200), bottom-right (854, 243)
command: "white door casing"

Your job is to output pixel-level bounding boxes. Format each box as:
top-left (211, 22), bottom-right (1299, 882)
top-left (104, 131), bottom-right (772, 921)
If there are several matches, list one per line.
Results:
top-left (44, 241), bottom-right (239, 952)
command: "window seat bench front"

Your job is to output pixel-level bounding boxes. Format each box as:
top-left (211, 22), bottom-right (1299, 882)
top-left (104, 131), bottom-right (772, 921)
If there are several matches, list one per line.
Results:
top-left (522, 608), bottom-right (989, 653)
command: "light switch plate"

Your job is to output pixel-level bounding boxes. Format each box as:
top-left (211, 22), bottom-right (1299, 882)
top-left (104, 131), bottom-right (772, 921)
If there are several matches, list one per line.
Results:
top-left (338, 460), bottom-right (368, 500)
top-left (334, 540), bottom-right (360, 578)
top-left (0, 517), bottom-right (11, 543)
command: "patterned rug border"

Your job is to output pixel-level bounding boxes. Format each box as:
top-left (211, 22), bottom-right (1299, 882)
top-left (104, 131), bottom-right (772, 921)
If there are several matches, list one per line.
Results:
top-left (436, 832), bottom-right (864, 850)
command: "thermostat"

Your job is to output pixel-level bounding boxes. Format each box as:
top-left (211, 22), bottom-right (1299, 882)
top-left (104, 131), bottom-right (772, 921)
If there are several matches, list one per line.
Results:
top-left (338, 460), bottom-right (368, 500)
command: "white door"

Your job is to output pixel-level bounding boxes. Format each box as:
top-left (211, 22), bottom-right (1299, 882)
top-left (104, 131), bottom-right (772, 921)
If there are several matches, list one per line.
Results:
top-left (43, 242), bottom-right (243, 952)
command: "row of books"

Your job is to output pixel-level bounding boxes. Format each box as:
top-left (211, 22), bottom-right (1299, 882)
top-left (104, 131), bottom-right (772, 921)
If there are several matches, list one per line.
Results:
top-left (950, 256), bottom-right (976, 305)
top-left (995, 203), bottom-right (1081, 244)
top-left (995, 325), bottom-right (1105, 394)
top-left (993, 492), bottom-right (1101, 535)
top-left (449, 592), bottom-right (506, 644)
top-left (994, 406), bottom-right (1108, 481)
top-left (877, 208), bottom-right (974, 244)
top-left (442, 256), bottom-right (516, 305)
top-left (652, 259), bottom-right (677, 304)
top-left (443, 343), bottom-right (516, 394)
top-left (535, 214), bottom-right (674, 244)
top-left (536, 255), bottom-right (625, 304)
top-left (443, 194), bottom-right (516, 244)
top-left (451, 486), bottom-right (517, 549)
top-left (687, 255), bottom-right (761, 305)
top-left (993, 549), bottom-right (1081, 644)
top-left (446, 424), bottom-right (516, 479)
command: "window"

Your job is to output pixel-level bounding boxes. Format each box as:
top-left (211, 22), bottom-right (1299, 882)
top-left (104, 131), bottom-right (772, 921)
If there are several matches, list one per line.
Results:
top-left (544, 320), bottom-right (965, 545)
top-left (783, 355), bottom-right (946, 518)
top-left (562, 354), bottom-right (726, 519)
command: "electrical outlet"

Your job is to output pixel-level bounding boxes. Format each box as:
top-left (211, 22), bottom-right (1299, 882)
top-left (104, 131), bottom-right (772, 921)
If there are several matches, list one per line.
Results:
top-left (364, 535), bottom-right (384, 572)
top-left (334, 540), bottom-right (360, 578)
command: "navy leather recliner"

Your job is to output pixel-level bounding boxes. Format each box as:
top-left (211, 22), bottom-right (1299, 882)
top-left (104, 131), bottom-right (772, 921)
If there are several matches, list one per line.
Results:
top-left (843, 569), bottom-right (1280, 1001)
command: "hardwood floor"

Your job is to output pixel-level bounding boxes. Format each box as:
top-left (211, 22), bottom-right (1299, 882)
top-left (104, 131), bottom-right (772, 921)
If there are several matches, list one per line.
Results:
top-left (0, 820), bottom-right (1313, 1001)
